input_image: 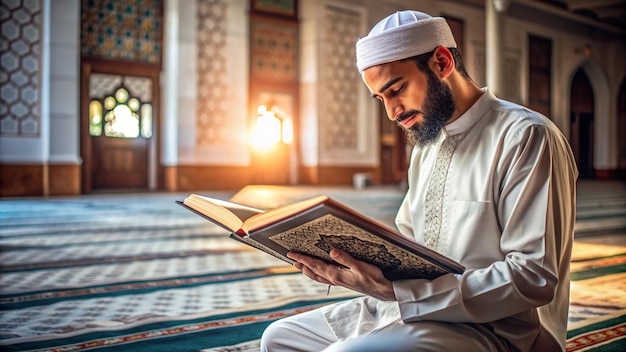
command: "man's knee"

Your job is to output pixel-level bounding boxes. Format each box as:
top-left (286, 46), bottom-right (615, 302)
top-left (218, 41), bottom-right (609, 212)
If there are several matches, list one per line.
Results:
top-left (260, 319), bottom-right (287, 352)
top-left (260, 311), bottom-right (336, 352)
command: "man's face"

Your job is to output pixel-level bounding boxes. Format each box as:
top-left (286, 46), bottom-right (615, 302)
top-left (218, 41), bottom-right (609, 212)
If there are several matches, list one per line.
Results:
top-left (362, 59), bottom-right (455, 147)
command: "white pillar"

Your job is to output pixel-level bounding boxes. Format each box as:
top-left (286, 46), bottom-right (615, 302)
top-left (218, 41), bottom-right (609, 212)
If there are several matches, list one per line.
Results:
top-left (486, 0), bottom-right (509, 98)
top-left (161, 0), bottom-right (179, 167)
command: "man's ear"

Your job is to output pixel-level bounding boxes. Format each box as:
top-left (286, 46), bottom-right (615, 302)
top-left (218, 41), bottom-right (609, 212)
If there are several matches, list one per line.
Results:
top-left (432, 46), bottom-right (455, 78)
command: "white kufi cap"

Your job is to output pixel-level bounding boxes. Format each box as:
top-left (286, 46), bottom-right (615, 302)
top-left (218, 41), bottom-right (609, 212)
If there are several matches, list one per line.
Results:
top-left (356, 10), bottom-right (457, 73)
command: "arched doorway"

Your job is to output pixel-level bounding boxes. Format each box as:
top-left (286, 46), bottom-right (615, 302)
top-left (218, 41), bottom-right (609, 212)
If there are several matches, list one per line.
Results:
top-left (78, 0), bottom-right (163, 192)
top-left (80, 61), bottom-right (161, 192)
top-left (570, 69), bottom-right (595, 179)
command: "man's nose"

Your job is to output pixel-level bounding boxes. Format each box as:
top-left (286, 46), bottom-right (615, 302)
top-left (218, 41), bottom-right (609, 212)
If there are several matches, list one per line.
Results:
top-left (387, 103), bottom-right (402, 122)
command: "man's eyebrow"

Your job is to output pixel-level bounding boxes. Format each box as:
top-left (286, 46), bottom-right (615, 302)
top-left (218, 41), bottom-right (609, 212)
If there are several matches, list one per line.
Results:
top-left (371, 77), bottom-right (402, 98)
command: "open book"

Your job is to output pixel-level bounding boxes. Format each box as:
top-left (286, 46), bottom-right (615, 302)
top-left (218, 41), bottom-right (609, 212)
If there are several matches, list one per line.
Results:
top-left (177, 194), bottom-right (464, 281)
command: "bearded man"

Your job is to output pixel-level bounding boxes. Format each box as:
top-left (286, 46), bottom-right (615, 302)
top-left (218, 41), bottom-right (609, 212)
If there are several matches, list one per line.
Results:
top-left (261, 10), bottom-right (578, 352)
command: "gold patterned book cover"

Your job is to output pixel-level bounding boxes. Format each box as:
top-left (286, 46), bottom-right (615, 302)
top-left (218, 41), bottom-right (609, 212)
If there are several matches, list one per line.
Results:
top-left (177, 194), bottom-right (464, 281)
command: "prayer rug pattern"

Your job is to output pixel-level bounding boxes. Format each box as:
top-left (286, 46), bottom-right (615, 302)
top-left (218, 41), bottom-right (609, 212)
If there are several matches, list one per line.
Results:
top-left (1, 182), bottom-right (624, 351)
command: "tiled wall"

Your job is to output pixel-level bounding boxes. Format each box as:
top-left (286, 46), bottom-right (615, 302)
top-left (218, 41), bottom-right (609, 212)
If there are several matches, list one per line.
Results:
top-left (0, 0), bottom-right (81, 196)
top-left (196, 0), bottom-right (229, 146)
top-left (320, 6), bottom-right (362, 150)
top-left (0, 0), bottom-right (42, 136)
top-left (80, 0), bottom-right (162, 63)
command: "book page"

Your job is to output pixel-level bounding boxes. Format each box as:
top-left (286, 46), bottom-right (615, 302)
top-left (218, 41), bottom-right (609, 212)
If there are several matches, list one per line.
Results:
top-left (183, 194), bottom-right (262, 232)
top-left (201, 196), bottom-right (264, 221)
top-left (242, 195), bottom-right (329, 233)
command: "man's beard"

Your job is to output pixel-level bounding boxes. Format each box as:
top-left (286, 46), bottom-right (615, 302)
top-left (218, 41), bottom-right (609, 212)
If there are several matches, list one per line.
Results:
top-left (399, 72), bottom-right (455, 147)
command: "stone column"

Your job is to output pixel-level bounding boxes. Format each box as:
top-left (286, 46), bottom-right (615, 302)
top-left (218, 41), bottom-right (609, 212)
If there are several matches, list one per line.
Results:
top-left (486, 0), bottom-right (510, 97)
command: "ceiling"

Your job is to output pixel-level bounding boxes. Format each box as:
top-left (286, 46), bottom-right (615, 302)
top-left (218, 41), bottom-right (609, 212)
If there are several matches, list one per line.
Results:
top-left (538, 0), bottom-right (626, 31)
top-left (455, 0), bottom-right (625, 33)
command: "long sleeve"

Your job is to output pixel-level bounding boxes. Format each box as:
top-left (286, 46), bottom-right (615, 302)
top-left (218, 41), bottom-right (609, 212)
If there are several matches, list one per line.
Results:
top-left (392, 92), bottom-right (578, 351)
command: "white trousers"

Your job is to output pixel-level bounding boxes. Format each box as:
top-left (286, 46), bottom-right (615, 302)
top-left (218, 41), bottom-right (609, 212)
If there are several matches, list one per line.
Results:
top-left (260, 308), bottom-right (513, 352)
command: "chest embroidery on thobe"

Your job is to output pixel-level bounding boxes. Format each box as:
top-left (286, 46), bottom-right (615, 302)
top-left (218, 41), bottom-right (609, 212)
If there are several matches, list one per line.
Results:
top-left (423, 135), bottom-right (457, 254)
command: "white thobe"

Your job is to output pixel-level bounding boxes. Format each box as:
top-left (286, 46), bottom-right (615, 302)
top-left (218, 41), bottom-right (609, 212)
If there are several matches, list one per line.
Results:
top-left (320, 89), bottom-right (578, 351)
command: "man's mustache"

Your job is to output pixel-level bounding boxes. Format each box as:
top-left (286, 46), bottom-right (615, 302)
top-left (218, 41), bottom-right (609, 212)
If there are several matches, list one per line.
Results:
top-left (396, 110), bottom-right (422, 125)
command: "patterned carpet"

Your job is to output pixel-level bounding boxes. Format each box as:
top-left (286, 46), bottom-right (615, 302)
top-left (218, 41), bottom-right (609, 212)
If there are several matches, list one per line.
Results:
top-left (0, 181), bottom-right (624, 351)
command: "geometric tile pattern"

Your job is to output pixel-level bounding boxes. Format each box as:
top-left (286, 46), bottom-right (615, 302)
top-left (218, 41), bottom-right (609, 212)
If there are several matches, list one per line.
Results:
top-left (251, 0), bottom-right (296, 17)
top-left (0, 0), bottom-right (41, 136)
top-left (320, 5), bottom-right (361, 150)
top-left (0, 183), bottom-right (623, 349)
top-left (80, 0), bottom-right (162, 64)
top-left (250, 18), bottom-right (298, 82)
top-left (196, 0), bottom-right (229, 145)
top-left (320, 6), bottom-right (363, 150)
top-left (124, 75), bottom-right (153, 103)
top-left (0, 244), bottom-right (282, 294)
top-left (0, 274), bottom-right (334, 338)
top-left (0, 189), bottom-right (364, 341)
top-left (89, 73), bottom-right (123, 99)
top-left (89, 73), bottom-right (153, 102)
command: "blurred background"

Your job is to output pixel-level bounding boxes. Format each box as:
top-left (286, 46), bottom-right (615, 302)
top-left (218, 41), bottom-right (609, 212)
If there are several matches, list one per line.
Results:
top-left (1, 0), bottom-right (625, 197)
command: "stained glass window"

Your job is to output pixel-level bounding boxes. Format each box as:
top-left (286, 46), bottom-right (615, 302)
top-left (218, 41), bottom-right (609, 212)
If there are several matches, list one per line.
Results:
top-left (89, 101), bottom-right (102, 136)
top-left (89, 86), bottom-right (152, 139)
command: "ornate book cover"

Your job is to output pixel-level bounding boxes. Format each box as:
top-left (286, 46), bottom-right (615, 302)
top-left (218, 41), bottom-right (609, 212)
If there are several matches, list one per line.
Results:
top-left (245, 200), bottom-right (464, 281)
top-left (178, 195), bottom-right (464, 281)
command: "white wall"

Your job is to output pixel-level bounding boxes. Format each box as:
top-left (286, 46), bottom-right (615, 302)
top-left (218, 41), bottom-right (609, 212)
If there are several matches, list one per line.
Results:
top-left (49, 0), bottom-right (81, 165)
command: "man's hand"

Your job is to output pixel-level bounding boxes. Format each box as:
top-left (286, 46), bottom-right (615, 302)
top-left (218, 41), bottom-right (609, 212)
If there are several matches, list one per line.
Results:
top-left (287, 248), bottom-right (396, 301)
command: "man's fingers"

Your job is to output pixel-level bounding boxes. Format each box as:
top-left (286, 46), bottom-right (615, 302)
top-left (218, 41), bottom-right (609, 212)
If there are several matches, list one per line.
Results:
top-left (290, 251), bottom-right (342, 286)
top-left (329, 248), bottom-right (358, 269)
top-left (289, 250), bottom-right (393, 300)
top-left (300, 263), bottom-right (332, 285)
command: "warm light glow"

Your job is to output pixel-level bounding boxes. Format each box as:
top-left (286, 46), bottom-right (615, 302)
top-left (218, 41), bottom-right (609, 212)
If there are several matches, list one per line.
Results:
top-left (250, 104), bottom-right (293, 151)
top-left (251, 106), bottom-right (281, 151)
top-left (105, 105), bottom-right (139, 138)
top-left (128, 98), bottom-right (140, 111)
top-left (104, 96), bottom-right (116, 110)
top-left (141, 104), bottom-right (153, 138)
top-left (94, 85), bottom-right (151, 139)
top-left (282, 118), bottom-right (293, 144)
top-left (89, 100), bottom-right (103, 136)
top-left (115, 87), bottom-right (129, 103)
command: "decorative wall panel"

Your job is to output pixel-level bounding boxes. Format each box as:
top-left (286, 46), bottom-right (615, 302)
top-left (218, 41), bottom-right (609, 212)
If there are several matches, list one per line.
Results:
top-left (196, 0), bottom-right (228, 145)
top-left (89, 73), bottom-right (122, 98)
top-left (251, 0), bottom-right (296, 17)
top-left (80, 0), bottom-right (162, 63)
top-left (89, 73), bottom-right (152, 102)
top-left (321, 5), bottom-right (361, 150)
top-left (124, 76), bottom-right (153, 102)
top-left (0, 0), bottom-right (41, 136)
top-left (250, 18), bottom-right (297, 82)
